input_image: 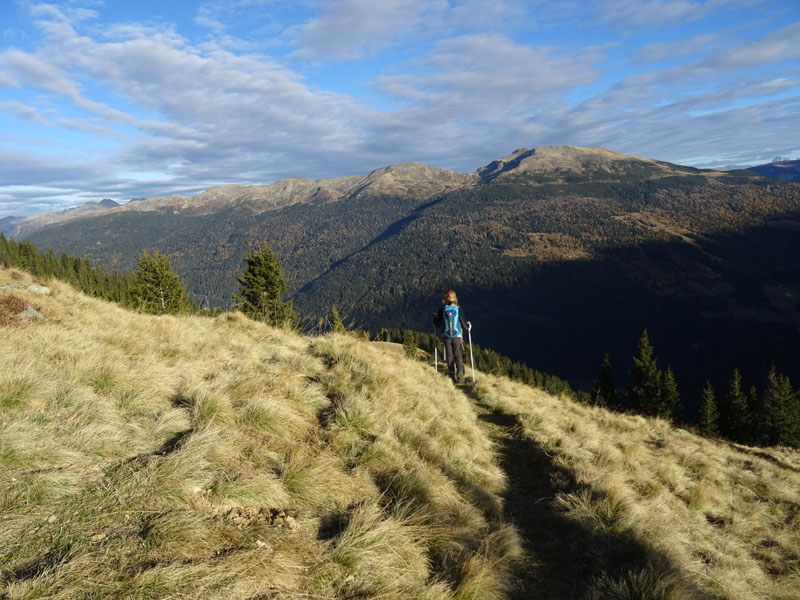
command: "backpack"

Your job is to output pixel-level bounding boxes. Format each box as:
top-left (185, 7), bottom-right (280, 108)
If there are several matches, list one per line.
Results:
top-left (442, 305), bottom-right (462, 338)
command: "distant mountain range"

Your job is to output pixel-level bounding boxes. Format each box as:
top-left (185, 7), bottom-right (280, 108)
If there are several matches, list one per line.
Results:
top-left (11, 146), bottom-right (800, 400)
top-left (1, 199), bottom-right (119, 237)
top-left (746, 159), bottom-right (800, 183)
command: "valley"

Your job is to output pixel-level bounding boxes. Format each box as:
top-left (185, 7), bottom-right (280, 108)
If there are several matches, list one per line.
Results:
top-left (15, 146), bottom-right (800, 399)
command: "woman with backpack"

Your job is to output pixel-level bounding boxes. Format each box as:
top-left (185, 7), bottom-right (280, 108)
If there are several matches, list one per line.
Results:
top-left (433, 289), bottom-right (469, 383)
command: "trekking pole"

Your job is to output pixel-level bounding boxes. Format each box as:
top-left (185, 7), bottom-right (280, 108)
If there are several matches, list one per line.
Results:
top-left (432, 314), bottom-right (439, 373)
top-left (467, 322), bottom-right (475, 384)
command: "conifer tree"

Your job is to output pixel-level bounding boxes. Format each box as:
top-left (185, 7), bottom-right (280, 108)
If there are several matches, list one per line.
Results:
top-left (403, 330), bottom-right (417, 358)
top-left (330, 305), bottom-right (346, 333)
top-left (660, 367), bottom-right (682, 423)
top-left (592, 353), bottom-right (617, 407)
top-left (722, 369), bottom-right (753, 443)
top-left (131, 249), bottom-right (190, 315)
top-left (698, 380), bottom-right (720, 437)
top-left (759, 367), bottom-right (798, 447)
top-left (628, 330), bottom-right (662, 415)
top-left (234, 242), bottom-right (296, 327)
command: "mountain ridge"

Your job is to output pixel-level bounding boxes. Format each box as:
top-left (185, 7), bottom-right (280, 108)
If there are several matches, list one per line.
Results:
top-left (747, 159), bottom-right (800, 183)
top-left (4, 145), bottom-right (730, 238)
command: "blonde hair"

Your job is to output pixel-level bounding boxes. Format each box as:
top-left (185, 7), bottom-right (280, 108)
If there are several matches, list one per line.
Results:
top-left (442, 289), bottom-right (458, 305)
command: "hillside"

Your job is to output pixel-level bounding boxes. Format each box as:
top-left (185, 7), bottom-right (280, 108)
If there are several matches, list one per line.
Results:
top-left (2, 266), bottom-right (799, 599)
top-left (747, 159), bottom-right (800, 183)
top-left (19, 145), bottom-right (800, 398)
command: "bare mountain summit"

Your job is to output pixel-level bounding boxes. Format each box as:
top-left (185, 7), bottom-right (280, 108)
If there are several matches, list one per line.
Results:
top-left (478, 145), bottom-right (711, 182)
top-left (6, 145), bottom-right (726, 238)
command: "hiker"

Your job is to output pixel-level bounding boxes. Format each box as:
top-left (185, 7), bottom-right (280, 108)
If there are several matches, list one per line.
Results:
top-left (433, 289), bottom-right (469, 383)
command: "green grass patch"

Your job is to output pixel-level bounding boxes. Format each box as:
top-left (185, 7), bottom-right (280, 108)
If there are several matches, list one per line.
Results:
top-left (0, 378), bottom-right (34, 412)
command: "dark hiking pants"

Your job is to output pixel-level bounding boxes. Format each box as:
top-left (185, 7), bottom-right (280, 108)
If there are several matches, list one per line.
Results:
top-left (443, 337), bottom-right (464, 382)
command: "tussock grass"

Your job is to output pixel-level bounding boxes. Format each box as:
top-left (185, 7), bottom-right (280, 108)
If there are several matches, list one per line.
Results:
top-left (5, 265), bottom-right (797, 599)
top-left (471, 373), bottom-right (800, 599)
top-left (0, 269), bottom-right (516, 598)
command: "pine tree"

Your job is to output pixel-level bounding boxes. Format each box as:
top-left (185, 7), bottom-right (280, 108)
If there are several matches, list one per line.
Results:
top-left (660, 367), bottom-right (682, 423)
top-left (722, 369), bottom-right (753, 443)
top-left (591, 353), bottom-right (617, 407)
top-left (233, 242), bottom-right (296, 327)
top-left (628, 330), bottom-right (662, 415)
top-left (777, 375), bottom-right (798, 448)
top-left (131, 250), bottom-right (190, 315)
top-left (759, 367), bottom-right (798, 447)
top-left (698, 380), bottom-right (720, 437)
top-left (0, 233), bottom-right (9, 266)
top-left (330, 305), bottom-right (346, 333)
top-left (786, 380), bottom-right (800, 449)
top-left (402, 330), bottom-right (417, 359)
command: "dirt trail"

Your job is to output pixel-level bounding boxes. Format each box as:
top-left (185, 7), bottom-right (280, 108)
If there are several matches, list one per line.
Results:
top-left (466, 391), bottom-right (711, 600)
top-left (469, 395), bottom-right (588, 599)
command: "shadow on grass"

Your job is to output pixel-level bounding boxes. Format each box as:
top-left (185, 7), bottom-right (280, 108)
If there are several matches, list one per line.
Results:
top-left (472, 398), bottom-right (715, 600)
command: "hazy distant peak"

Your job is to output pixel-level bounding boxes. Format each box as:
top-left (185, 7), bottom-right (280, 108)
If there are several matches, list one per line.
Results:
top-left (99, 199), bottom-right (120, 208)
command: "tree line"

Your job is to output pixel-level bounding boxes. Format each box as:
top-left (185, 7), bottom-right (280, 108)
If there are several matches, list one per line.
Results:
top-left (375, 327), bottom-right (577, 399)
top-left (591, 330), bottom-right (800, 449)
top-left (0, 235), bottom-right (294, 324)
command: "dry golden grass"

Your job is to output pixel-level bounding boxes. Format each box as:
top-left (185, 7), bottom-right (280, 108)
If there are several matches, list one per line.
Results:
top-left (0, 267), bottom-right (516, 599)
top-left (472, 374), bottom-right (800, 599)
top-left (3, 265), bottom-right (799, 599)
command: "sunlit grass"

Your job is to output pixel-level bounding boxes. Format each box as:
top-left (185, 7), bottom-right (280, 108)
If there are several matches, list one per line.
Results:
top-left (0, 267), bottom-right (517, 599)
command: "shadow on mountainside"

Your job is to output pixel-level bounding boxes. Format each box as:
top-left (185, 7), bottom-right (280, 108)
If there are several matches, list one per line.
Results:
top-left (468, 394), bottom-right (714, 600)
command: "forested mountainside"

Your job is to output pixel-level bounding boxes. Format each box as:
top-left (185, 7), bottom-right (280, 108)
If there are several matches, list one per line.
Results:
top-left (748, 159), bottom-right (800, 183)
top-left (21, 146), bottom-right (800, 398)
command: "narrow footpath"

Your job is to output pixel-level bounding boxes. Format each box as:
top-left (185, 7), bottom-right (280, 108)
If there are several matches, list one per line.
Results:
top-left (469, 394), bottom-right (589, 599)
top-left (466, 387), bottom-right (711, 600)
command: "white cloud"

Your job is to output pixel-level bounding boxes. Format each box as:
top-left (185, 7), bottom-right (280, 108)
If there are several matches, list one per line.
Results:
top-left (594, 0), bottom-right (763, 30)
top-left (633, 33), bottom-right (719, 63)
top-left (0, 101), bottom-right (47, 125)
top-left (291, 0), bottom-right (448, 61)
top-left (709, 22), bottom-right (800, 69)
top-left (1, 0), bottom-right (799, 218)
top-left (288, 0), bottom-right (530, 62)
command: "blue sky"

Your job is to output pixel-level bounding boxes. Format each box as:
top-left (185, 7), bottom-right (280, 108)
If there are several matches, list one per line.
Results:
top-left (1, 0), bottom-right (799, 217)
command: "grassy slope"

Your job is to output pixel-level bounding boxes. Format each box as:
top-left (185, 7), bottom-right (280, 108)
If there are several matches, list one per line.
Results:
top-left (2, 266), bottom-right (799, 599)
top-left (474, 377), bottom-right (800, 599)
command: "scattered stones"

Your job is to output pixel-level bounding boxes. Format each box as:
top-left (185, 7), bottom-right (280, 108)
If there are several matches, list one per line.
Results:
top-left (17, 306), bottom-right (45, 320)
top-left (27, 284), bottom-right (51, 295)
top-left (0, 283), bottom-right (26, 291)
top-left (214, 506), bottom-right (299, 530)
top-left (255, 539), bottom-right (273, 551)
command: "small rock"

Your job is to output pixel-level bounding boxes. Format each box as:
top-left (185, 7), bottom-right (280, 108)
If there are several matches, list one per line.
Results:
top-left (256, 539), bottom-right (273, 551)
top-left (0, 283), bottom-right (25, 291)
top-left (89, 532), bottom-right (108, 542)
top-left (16, 306), bottom-right (45, 320)
top-left (47, 515), bottom-right (58, 524)
top-left (27, 284), bottom-right (51, 295)
top-left (285, 516), bottom-right (298, 530)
